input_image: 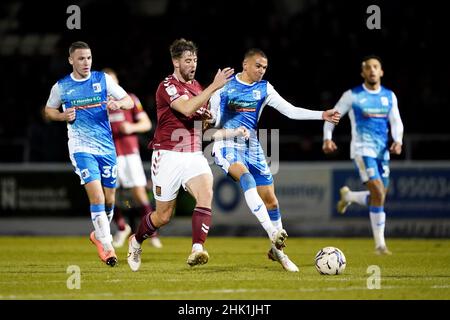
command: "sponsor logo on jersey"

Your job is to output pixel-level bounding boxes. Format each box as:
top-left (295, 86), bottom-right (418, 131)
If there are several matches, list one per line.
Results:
top-left (228, 99), bottom-right (257, 112)
top-left (252, 90), bottom-right (261, 100)
top-left (363, 106), bottom-right (388, 118)
top-left (70, 96), bottom-right (102, 109)
top-left (93, 83), bottom-right (102, 93)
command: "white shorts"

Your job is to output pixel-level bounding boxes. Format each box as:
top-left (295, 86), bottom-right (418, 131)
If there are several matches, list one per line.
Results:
top-left (116, 153), bottom-right (147, 188)
top-left (151, 149), bottom-right (212, 201)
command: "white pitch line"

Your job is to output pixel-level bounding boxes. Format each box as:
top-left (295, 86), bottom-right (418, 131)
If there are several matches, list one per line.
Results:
top-left (0, 284), bottom-right (449, 300)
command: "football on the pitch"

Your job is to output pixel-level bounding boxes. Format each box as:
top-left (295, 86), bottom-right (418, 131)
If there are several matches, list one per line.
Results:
top-left (315, 247), bottom-right (346, 275)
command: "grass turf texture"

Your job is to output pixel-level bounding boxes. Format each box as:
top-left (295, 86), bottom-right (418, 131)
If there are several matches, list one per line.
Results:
top-left (0, 237), bottom-right (449, 300)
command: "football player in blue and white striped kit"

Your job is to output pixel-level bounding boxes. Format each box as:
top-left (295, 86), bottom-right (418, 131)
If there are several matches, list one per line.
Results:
top-left (323, 55), bottom-right (404, 255)
top-left (45, 41), bottom-right (133, 266)
top-left (210, 49), bottom-right (340, 272)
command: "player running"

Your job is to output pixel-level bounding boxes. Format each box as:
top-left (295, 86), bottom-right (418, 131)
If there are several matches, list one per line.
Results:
top-left (209, 48), bottom-right (340, 271)
top-left (45, 41), bottom-right (133, 266)
top-left (323, 55), bottom-right (404, 255)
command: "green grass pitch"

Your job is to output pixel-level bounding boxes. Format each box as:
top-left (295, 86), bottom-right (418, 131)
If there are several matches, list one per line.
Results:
top-left (0, 236), bottom-right (449, 300)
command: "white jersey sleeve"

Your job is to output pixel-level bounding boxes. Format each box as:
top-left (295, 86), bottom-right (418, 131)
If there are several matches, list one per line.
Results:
top-left (264, 83), bottom-right (323, 120)
top-left (46, 83), bottom-right (62, 108)
top-left (105, 73), bottom-right (127, 100)
top-left (323, 89), bottom-right (352, 140)
top-left (209, 88), bottom-right (224, 128)
top-left (388, 92), bottom-right (404, 143)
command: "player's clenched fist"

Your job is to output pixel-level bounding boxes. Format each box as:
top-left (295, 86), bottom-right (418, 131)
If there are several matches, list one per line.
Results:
top-left (64, 107), bottom-right (76, 122)
top-left (322, 109), bottom-right (341, 125)
top-left (322, 139), bottom-right (338, 154)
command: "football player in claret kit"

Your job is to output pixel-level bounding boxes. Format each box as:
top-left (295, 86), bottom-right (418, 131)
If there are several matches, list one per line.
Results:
top-left (209, 48), bottom-right (340, 272)
top-left (127, 38), bottom-right (234, 271)
top-left (323, 55), bottom-right (404, 255)
top-left (45, 41), bottom-right (133, 266)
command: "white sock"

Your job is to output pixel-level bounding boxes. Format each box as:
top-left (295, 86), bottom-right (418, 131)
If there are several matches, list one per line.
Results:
top-left (370, 211), bottom-right (386, 248)
top-left (91, 211), bottom-right (113, 250)
top-left (243, 188), bottom-right (277, 239)
top-left (192, 243), bottom-right (203, 252)
top-left (131, 235), bottom-right (141, 249)
top-left (271, 218), bottom-right (283, 231)
top-left (347, 191), bottom-right (370, 206)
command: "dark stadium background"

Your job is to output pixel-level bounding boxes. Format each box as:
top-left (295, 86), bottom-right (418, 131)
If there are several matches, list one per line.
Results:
top-left (1, 0), bottom-right (449, 163)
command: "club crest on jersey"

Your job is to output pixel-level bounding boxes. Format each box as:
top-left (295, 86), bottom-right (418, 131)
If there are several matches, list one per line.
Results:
top-left (380, 96), bottom-right (389, 106)
top-left (165, 84), bottom-right (177, 97)
top-left (92, 83), bottom-right (102, 93)
top-left (252, 90), bottom-right (261, 100)
top-left (225, 153), bottom-right (235, 161)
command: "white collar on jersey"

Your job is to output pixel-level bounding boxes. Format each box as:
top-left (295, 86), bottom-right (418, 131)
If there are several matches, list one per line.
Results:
top-left (235, 73), bottom-right (256, 86)
top-left (362, 83), bottom-right (382, 94)
top-left (70, 72), bottom-right (92, 82)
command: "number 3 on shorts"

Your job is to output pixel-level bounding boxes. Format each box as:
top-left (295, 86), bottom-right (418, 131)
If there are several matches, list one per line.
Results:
top-left (102, 165), bottom-right (118, 178)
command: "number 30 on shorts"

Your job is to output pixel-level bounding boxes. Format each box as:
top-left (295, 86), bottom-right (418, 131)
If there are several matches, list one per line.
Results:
top-left (102, 165), bottom-right (118, 178)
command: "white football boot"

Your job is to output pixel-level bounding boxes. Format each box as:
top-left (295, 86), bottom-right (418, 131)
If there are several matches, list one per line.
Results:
top-left (127, 234), bottom-right (142, 272)
top-left (271, 229), bottom-right (288, 250)
top-left (337, 186), bottom-right (351, 214)
top-left (375, 246), bottom-right (392, 255)
top-left (268, 245), bottom-right (299, 272)
top-left (187, 249), bottom-right (209, 267)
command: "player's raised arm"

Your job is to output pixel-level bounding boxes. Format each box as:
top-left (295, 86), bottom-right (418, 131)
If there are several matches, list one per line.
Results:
top-left (171, 68), bottom-right (234, 117)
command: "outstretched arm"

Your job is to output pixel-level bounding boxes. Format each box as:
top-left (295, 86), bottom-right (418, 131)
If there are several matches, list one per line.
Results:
top-left (265, 83), bottom-right (340, 124)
